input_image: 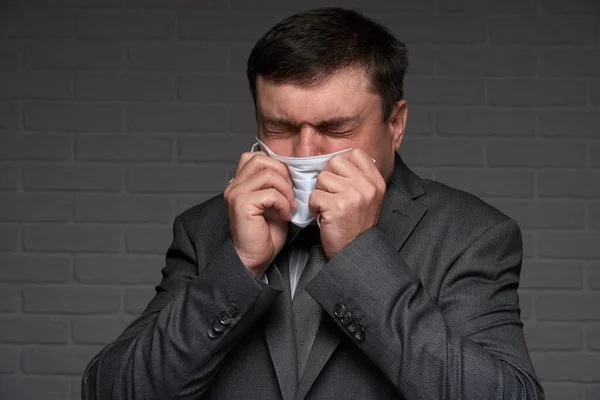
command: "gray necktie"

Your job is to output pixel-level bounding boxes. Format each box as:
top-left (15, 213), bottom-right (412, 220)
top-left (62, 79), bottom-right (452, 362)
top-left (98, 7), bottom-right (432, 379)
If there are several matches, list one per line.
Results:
top-left (292, 228), bottom-right (325, 380)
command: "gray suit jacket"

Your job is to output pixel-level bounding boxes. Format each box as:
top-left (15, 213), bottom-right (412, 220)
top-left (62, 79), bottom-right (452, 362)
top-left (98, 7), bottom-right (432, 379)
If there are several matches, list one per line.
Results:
top-left (82, 154), bottom-right (544, 399)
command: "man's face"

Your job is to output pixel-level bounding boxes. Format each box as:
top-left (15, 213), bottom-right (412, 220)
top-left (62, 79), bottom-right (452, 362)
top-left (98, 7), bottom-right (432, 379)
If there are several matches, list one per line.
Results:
top-left (254, 68), bottom-right (407, 182)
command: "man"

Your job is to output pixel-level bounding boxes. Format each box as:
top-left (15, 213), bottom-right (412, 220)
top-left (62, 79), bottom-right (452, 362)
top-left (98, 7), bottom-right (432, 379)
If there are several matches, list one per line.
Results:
top-left (82, 8), bottom-right (544, 400)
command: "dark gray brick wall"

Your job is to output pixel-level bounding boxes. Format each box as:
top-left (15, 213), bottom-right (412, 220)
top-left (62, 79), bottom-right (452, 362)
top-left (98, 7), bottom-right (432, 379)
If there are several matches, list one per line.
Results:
top-left (0, 0), bottom-right (599, 399)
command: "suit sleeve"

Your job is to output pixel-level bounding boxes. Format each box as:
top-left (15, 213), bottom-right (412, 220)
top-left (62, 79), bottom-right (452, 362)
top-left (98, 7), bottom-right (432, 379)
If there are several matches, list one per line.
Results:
top-left (81, 215), bottom-right (282, 400)
top-left (306, 218), bottom-right (545, 399)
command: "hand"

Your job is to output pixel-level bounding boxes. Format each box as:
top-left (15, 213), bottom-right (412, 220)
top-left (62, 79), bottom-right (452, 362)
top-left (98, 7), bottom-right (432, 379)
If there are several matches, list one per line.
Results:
top-left (309, 149), bottom-right (386, 260)
top-left (224, 151), bottom-right (296, 277)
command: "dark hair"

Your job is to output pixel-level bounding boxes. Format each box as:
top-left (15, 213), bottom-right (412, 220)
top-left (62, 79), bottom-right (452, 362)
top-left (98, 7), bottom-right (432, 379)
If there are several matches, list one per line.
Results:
top-left (246, 7), bottom-right (409, 122)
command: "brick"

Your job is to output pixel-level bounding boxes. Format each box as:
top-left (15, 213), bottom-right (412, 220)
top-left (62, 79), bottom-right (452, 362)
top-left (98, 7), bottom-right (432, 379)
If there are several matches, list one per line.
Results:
top-left (177, 73), bottom-right (250, 103)
top-left (521, 232), bottom-right (534, 259)
top-left (22, 165), bottom-right (123, 192)
top-left (537, 294), bottom-right (600, 321)
top-left (0, 224), bottom-right (19, 252)
top-left (441, 0), bottom-right (535, 13)
top-left (0, 133), bottom-right (70, 161)
top-left (0, 10), bottom-right (73, 38)
top-left (178, 134), bottom-right (255, 163)
top-left (0, 377), bottom-right (69, 400)
top-left (231, 0), bottom-right (436, 12)
top-left (74, 195), bottom-right (172, 223)
top-left (586, 385), bottom-right (600, 400)
top-left (23, 224), bottom-right (121, 253)
top-left (540, 50), bottom-right (600, 77)
top-left (176, 195), bottom-right (214, 214)
top-left (405, 107), bottom-right (434, 136)
top-left (436, 47), bottom-right (536, 77)
top-left (533, 354), bottom-right (600, 382)
top-left (377, 15), bottom-right (485, 44)
top-left (0, 254), bottom-right (70, 282)
top-left (406, 46), bottom-right (436, 75)
top-left (127, 42), bottom-right (227, 72)
top-left (0, 165), bottom-right (18, 190)
top-left (0, 40), bottom-right (22, 69)
top-left (588, 325), bottom-right (600, 350)
top-left (127, 165), bottom-right (229, 193)
top-left (590, 204), bottom-right (600, 230)
top-left (179, 11), bottom-right (284, 41)
top-left (72, 316), bottom-right (133, 344)
top-left (542, 383), bottom-right (582, 400)
top-left (129, 0), bottom-right (225, 8)
top-left (0, 317), bottom-right (69, 343)
top-left (539, 232), bottom-right (600, 260)
top-left (22, 346), bottom-right (101, 374)
top-left (519, 291), bottom-right (532, 319)
top-left (24, 102), bottom-right (123, 132)
top-left (538, 172), bottom-right (600, 198)
top-left (126, 227), bottom-right (172, 254)
top-left (71, 377), bottom-right (81, 400)
top-left (0, 71), bottom-right (71, 100)
top-left (592, 143), bottom-right (600, 169)
top-left (542, 0), bottom-right (600, 14)
top-left (74, 255), bottom-right (163, 285)
top-left (25, 0), bottom-right (124, 6)
top-left (404, 77), bottom-right (485, 105)
top-left (436, 108), bottom-right (535, 137)
top-left (524, 324), bottom-right (582, 350)
top-left (76, 135), bottom-right (172, 162)
top-left (77, 11), bottom-right (175, 39)
top-left (23, 286), bottom-right (120, 314)
top-left (487, 140), bottom-right (586, 168)
top-left (400, 138), bottom-right (484, 167)
top-left (436, 170), bottom-right (533, 198)
top-left (589, 264), bottom-right (600, 289)
top-left (591, 82), bottom-right (600, 107)
top-left (124, 287), bottom-right (155, 314)
top-left (0, 101), bottom-right (21, 129)
top-left (487, 79), bottom-right (587, 106)
top-left (0, 346), bottom-right (19, 373)
top-left (520, 261), bottom-right (583, 289)
top-left (488, 201), bottom-right (585, 230)
top-left (230, 103), bottom-right (259, 133)
top-left (539, 110), bottom-right (600, 138)
top-left (0, 285), bottom-right (20, 312)
top-left (488, 17), bottom-right (589, 45)
top-left (25, 40), bottom-right (123, 70)
top-left (76, 72), bottom-right (174, 101)
top-left (126, 103), bottom-right (227, 132)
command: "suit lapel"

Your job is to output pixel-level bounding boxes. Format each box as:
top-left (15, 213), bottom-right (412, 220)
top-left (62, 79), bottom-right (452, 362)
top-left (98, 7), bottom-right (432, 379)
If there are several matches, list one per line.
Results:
top-left (294, 153), bottom-right (428, 400)
top-left (264, 249), bottom-right (298, 400)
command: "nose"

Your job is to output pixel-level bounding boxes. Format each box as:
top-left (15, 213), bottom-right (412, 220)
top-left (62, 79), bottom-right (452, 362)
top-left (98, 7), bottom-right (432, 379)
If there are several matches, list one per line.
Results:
top-left (294, 126), bottom-right (321, 157)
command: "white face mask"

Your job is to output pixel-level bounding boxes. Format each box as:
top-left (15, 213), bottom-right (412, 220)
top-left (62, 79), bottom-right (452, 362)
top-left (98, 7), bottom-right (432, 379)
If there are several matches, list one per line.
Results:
top-left (252, 138), bottom-right (352, 228)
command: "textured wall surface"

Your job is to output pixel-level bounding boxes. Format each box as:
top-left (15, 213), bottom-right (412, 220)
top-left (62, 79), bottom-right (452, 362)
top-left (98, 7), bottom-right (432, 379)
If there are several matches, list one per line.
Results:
top-left (0, 0), bottom-right (599, 399)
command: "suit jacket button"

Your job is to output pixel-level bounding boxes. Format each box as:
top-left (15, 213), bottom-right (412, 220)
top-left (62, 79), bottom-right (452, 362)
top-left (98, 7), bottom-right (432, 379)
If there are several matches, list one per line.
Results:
top-left (218, 311), bottom-right (232, 325)
top-left (347, 319), bottom-right (358, 333)
top-left (227, 303), bottom-right (239, 318)
top-left (333, 303), bottom-right (346, 318)
top-left (207, 328), bottom-right (219, 339)
top-left (354, 325), bottom-right (366, 342)
top-left (213, 320), bottom-right (226, 333)
top-left (341, 311), bottom-right (352, 326)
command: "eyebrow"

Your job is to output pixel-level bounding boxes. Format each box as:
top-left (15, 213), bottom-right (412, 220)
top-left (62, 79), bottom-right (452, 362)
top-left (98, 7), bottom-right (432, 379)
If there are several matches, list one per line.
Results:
top-left (261, 114), bottom-right (360, 129)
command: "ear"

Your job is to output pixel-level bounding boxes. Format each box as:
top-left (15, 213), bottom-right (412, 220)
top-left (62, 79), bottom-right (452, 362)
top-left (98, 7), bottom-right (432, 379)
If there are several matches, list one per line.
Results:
top-left (387, 100), bottom-right (408, 151)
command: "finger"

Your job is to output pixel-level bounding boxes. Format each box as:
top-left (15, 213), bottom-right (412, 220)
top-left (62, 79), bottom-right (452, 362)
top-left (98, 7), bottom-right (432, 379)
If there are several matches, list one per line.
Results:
top-left (345, 148), bottom-right (379, 175)
top-left (232, 168), bottom-right (296, 209)
top-left (324, 152), bottom-right (361, 178)
top-left (308, 189), bottom-right (335, 219)
top-left (235, 152), bottom-right (293, 188)
top-left (315, 170), bottom-right (349, 194)
top-left (246, 188), bottom-right (293, 221)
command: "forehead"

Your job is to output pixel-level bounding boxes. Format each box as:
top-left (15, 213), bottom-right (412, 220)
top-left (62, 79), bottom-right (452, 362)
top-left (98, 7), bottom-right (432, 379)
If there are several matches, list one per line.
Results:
top-left (255, 68), bottom-right (379, 123)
